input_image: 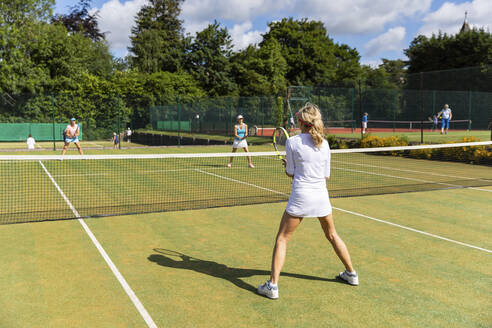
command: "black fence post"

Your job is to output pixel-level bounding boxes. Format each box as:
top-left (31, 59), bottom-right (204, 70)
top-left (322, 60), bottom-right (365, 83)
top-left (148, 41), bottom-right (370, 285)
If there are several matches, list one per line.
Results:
top-left (420, 72), bottom-right (424, 144)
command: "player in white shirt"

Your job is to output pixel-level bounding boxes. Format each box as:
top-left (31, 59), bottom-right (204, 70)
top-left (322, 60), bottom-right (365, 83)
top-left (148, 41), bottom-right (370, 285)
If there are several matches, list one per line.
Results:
top-left (61, 118), bottom-right (83, 155)
top-left (258, 104), bottom-right (358, 300)
top-left (437, 104), bottom-right (452, 135)
top-left (26, 134), bottom-right (35, 150)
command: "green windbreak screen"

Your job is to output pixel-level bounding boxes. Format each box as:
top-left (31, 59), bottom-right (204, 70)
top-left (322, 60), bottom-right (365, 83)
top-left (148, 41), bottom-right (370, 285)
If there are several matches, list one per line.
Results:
top-left (0, 123), bottom-right (83, 141)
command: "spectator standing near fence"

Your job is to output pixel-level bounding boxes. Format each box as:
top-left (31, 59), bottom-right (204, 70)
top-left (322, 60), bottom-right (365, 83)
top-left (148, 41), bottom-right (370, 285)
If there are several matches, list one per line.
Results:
top-left (112, 132), bottom-right (119, 149)
top-left (26, 134), bottom-right (35, 150)
top-left (126, 127), bottom-right (132, 142)
top-left (437, 104), bottom-right (452, 135)
top-left (362, 112), bottom-right (368, 134)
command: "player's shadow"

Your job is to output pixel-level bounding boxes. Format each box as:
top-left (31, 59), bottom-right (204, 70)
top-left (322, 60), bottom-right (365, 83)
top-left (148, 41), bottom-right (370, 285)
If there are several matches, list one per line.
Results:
top-left (148, 248), bottom-right (342, 295)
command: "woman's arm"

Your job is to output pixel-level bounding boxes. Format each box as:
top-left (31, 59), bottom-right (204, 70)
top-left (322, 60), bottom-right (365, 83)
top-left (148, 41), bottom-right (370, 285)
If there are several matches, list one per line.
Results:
top-left (233, 125), bottom-right (239, 138)
top-left (243, 124), bottom-right (248, 139)
top-left (75, 125), bottom-right (80, 137)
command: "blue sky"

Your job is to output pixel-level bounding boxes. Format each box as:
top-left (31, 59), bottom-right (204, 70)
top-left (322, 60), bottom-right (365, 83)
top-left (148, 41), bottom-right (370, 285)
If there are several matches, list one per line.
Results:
top-left (54, 0), bottom-right (491, 66)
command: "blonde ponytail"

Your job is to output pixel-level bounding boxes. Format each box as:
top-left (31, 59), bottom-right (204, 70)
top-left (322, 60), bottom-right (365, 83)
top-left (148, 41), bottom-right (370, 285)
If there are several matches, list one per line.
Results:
top-left (297, 103), bottom-right (324, 148)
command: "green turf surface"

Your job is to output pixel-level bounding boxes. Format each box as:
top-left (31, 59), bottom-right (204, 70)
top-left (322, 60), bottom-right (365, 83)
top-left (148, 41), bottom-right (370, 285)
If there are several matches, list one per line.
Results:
top-left (331, 130), bottom-right (491, 143)
top-left (0, 188), bottom-right (490, 327)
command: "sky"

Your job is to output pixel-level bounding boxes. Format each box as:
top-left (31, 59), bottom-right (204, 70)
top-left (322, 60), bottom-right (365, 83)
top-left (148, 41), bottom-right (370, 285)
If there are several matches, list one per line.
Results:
top-left (54, 0), bottom-right (492, 66)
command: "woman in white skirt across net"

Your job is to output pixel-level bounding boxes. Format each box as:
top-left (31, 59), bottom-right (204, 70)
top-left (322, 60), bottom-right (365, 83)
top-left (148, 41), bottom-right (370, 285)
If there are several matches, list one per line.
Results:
top-left (257, 104), bottom-right (358, 300)
top-left (228, 115), bottom-right (254, 168)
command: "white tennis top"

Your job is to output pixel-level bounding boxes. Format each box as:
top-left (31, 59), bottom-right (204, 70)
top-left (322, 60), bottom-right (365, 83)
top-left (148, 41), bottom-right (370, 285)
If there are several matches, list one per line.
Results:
top-left (442, 108), bottom-right (452, 119)
top-left (26, 137), bottom-right (35, 150)
top-left (285, 133), bottom-right (331, 190)
top-left (65, 124), bottom-right (79, 137)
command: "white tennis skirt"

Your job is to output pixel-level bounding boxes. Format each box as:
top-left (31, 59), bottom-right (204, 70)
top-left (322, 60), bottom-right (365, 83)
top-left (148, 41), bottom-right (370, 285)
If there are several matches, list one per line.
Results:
top-left (233, 138), bottom-right (248, 148)
top-left (285, 187), bottom-right (332, 218)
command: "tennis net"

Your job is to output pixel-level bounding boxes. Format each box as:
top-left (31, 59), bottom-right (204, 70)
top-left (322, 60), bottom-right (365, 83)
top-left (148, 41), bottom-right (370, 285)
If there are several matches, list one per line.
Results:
top-left (1, 141), bottom-right (491, 224)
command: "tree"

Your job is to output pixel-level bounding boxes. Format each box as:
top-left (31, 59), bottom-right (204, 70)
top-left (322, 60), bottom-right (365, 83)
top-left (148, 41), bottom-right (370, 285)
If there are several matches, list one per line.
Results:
top-left (261, 18), bottom-right (360, 87)
top-left (231, 39), bottom-right (288, 96)
top-left (405, 29), bottom-right (492, 74)
top-left (128, 0), bottom-right (185, 73)
top-left (380, 59), bottom-right (407, 87)
top-left (0, 0), bottom-right (54, 93)
top-left (185, 21), bottom-right (237, 96)
top-left (51, 0), bottom-right (104, 41)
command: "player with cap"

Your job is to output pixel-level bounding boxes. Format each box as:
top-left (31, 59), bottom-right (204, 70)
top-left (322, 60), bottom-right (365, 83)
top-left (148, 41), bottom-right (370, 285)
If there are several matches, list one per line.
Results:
top-left (62, 118), bottom-right (83, 155)
top-left (228, 114), bottom-right (254, 168)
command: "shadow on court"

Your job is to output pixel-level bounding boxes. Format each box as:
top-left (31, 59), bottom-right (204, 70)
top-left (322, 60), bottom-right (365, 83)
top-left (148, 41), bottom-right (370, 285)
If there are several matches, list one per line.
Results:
top-left (148, 248), bottom-right (343, 295)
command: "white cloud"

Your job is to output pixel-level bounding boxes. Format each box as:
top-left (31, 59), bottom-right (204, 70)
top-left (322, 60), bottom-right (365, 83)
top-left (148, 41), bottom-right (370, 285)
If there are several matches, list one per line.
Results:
top-left (290, 0), bottom-right (430, 34)
top-left (365, 26), bottom-right (406, 57)
top-left (94, 0), bottom-right (148, 52)
top-left (229, 22), bottom-right (264, 50)
top-left (418, 0), bottom-right (492, 36)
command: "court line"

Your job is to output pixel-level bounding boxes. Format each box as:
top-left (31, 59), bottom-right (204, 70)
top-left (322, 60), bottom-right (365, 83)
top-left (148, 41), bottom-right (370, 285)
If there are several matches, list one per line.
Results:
top-left (38, 161), bottom-right (158, 328)
top-left (332, 166), bottom-right (492, 193)
top-left (332, 207), bottom-right (492, 254)
top-left (195, 168), bottom-right (491, 254)
top-left (332, 159), bottom-right (492, 183)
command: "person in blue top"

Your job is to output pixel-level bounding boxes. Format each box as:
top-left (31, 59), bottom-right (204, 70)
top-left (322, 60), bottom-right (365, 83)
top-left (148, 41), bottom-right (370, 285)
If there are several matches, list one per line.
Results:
top-left (362, 112), bottom-right (368, 134)
top-left (228, 115), bottom-right (254, 168)
top-left (112, 132), bottom-right (119, 149)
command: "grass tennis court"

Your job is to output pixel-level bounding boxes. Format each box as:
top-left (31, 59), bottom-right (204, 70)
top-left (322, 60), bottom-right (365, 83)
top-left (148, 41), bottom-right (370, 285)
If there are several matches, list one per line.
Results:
top-left (0, 188), bottom-right (490, 327)
top-left (0, 143), bottom-right (490, 327)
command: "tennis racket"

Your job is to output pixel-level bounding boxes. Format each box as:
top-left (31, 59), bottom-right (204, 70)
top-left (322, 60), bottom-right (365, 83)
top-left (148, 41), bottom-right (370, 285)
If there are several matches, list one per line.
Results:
top-left (273, 127), bottom-right (289, 163)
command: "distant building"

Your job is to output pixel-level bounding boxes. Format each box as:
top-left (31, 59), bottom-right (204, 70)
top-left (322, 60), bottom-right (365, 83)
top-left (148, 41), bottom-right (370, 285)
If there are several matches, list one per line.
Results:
top-left (460, 12), bottom-right (471, 33)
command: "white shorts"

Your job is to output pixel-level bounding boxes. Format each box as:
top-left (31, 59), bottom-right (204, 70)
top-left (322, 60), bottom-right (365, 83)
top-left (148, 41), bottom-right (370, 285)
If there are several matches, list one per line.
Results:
top-left (233, 138), bottom-right (248, 148)
top-left (285, 187), bottom-right (332, 218)
top-left (362, 122), bottom-right (367, 129)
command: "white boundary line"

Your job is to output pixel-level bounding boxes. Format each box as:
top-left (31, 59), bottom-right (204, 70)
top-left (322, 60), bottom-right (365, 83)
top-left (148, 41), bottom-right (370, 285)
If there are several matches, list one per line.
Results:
top-left (332, 159), bottom-right (492, 183)
top-left (195, 168), bottom-right (491, 254)
top-left (332, 207), bottom-right (491, 254)
top-left (38, 161), bottom-right (158, 328)
top-left (332, 166), bottom-right (492, 193)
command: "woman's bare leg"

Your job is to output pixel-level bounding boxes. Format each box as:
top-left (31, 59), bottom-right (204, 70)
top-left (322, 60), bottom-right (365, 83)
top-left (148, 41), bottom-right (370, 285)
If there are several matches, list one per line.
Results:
top-left (61, 142), bottom-right (69, 155)
top-left (318, 214), bottom-right (354, 272)
top-left (74, 142), bottom-right (83, 155)
top-left (270, 211), bottom-right (302, 284)
top-left (228, 148), bottom-right (237, 165)
top-left (243, 146), bottom-right (253, 166)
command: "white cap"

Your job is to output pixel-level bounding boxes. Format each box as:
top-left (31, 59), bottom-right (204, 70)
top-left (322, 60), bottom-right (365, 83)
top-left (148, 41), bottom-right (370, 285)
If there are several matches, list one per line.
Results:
top-left (236, 115), bottom-right (244, 120)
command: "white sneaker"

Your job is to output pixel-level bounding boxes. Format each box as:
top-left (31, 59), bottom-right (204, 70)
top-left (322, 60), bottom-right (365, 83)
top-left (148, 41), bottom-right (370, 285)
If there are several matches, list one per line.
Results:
top-left (257, 280), bottom-right (279, 299)
top-left (339, 270), bottom-right (359, 286)
top-left (227, 163), bottom-right (232, 168)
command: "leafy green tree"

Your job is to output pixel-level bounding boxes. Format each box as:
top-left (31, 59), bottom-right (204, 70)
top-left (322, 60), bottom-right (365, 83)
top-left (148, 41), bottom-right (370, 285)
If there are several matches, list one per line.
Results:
top-left (405, 29), bottom-right (492, 73)
top-left (51, 0), bottom-right (104, 41)
top-left (262, 18), bottom-right (360, 86)
top-left (185, 21), bottom-right (237, 96)
top-left (231, 39), bottom-right (288, 96)
top-left (0, 0), bottom-right (54, 93)
top-left (380, 59), bottom-right (407, 87)
top-left (129, 0), bottom-right (185, 73)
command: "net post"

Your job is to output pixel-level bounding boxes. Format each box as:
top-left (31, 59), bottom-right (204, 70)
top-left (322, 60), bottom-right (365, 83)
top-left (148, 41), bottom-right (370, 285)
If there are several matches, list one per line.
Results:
top-left (261, 96), bottom-right (264, 136)
top-left (393, 91), bottom-right (396, 133)
top-left (117, 95), bottom-right (121, 149)
top-left (51, 93), bottom-right (56, 151)
top-left (351, 88), bottom-right (355, 133)
top-left (468, 91), bottom-right (472, 131)
top-left (177, 96), bottom-right (181, 147)
top-left (360, 82), bottom-right (364, 139)
top-left (420, 72), bottom-right (424, 144)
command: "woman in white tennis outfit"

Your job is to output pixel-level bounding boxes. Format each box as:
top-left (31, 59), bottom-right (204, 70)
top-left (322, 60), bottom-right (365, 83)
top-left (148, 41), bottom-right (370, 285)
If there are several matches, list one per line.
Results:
top-left (228, 115), bottom-right (254, 168)
top-left (258, 104), bottom-right (358, 300)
